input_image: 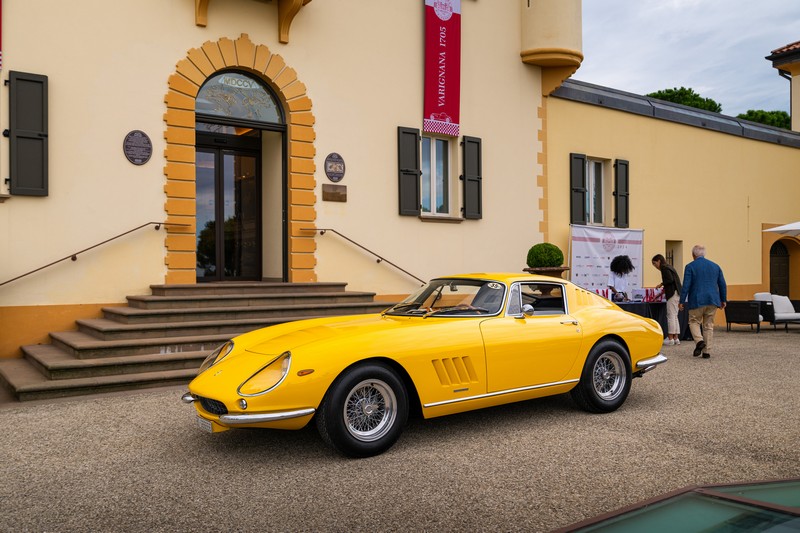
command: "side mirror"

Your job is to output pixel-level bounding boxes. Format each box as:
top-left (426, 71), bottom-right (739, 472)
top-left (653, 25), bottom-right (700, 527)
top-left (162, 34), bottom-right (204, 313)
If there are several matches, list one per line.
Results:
top-left (522, 304), bottom-right (535, 317)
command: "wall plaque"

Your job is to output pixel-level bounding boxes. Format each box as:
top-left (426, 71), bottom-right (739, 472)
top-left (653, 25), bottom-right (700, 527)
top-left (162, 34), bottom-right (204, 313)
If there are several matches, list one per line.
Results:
top-left (324, 152), bottom-right (345, 182)
top-left (123, 130), bottom-right (152, 165)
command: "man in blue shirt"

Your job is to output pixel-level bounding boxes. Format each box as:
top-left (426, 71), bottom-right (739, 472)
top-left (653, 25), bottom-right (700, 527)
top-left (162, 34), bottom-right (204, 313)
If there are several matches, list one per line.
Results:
top-left (679, 245), bottom-right (727, 359)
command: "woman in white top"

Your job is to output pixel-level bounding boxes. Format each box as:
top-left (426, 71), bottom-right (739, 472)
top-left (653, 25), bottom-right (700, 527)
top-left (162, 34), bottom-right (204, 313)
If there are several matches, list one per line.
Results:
top-left (608, 255), bottom-right (635, 302)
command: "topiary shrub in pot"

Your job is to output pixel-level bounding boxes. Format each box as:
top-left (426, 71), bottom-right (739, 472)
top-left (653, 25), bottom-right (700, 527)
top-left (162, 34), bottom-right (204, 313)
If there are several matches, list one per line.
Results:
top-left (524, 243), bottom-right (569, 278)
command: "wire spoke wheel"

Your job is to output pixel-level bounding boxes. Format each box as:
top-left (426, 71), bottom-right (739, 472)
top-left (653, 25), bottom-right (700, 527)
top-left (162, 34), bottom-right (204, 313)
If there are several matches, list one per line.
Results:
top-left (592, 351), bottom-right (625, 401)
top-left (343, 379), bottom-right (397, 442)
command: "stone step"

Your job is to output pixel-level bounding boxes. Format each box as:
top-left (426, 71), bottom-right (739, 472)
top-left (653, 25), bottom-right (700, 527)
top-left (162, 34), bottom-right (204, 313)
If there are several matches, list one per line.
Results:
top-left (76, 315), bottom-right (303, 341)
top-left (0, 357), bottom-right (196, 402)
top-left (50, 330), bottom-right (235, 359)
top-left (100, 301), bottom-right (390, 325)
top-left (126, 290), bottom-right (378, 310)
top-left (149, 281), bottom-right (348, 297)
top-left (22, 343), bottom-right (207, 380)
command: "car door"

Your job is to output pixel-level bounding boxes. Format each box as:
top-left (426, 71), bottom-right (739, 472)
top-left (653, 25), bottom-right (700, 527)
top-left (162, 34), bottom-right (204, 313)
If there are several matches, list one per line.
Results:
top-left (481, 282), bottom-right (583, 393)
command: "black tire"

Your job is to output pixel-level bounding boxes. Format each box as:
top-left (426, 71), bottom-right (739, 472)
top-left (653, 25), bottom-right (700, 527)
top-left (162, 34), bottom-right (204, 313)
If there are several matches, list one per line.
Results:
top-left (570, 339), bottom-right (632, 413)
top-left (316, 362), bottom-right (408, 458)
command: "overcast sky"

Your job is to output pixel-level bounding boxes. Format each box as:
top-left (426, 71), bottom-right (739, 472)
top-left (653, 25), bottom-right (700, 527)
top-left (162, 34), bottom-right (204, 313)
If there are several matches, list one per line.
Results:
top-left (578, 0), bottom-right (800, 117)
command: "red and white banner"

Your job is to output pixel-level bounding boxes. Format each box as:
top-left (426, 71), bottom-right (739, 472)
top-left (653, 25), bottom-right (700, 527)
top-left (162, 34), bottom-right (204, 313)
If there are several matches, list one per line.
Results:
top-left (423, 0), bottom-right (461, 137)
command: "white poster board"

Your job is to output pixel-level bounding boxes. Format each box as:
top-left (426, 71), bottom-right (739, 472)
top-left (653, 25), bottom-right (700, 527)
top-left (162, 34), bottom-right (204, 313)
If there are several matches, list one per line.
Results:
top-left (569, 225), bottom-right (644, 298)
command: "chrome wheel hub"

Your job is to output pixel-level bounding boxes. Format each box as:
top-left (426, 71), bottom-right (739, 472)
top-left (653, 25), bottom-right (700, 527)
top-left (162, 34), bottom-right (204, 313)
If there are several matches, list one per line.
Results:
top-left (593, 352), bottom-right (625, 401)
top-left (344, 379), bottom-right (397, 443)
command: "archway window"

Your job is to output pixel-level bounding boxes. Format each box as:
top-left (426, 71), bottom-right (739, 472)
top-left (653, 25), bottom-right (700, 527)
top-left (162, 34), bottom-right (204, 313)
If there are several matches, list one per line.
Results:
top-left (196, 71), bottom-right (283, 124)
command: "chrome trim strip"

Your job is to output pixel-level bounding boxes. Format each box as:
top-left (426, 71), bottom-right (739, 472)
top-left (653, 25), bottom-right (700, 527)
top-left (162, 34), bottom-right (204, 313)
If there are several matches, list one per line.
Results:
top-left (636, 353), bottom-right (668, 373)
top-left (219, 408), bottom-right (316, 425)
top-left (423, 379), bottom-right (579, 409)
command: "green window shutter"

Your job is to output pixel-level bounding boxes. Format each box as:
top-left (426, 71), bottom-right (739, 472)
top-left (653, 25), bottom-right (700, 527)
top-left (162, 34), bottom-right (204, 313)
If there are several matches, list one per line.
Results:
top-left (461, 136), bottom-right (482, 220)
top-left (570, 153), bottom-right (587, 225)
top-left (614, 159), bottom-right (630, 228)
top-left (9, 71), bottom-right (49, 196)
top-left (397, 127), bottom-right (421, 216)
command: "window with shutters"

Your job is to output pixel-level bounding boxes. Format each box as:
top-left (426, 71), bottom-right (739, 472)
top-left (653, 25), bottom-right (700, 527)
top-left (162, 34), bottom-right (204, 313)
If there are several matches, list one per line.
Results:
top-left (398, 128), bottom-right (482, 220)
top-left (570, 154), bottom-right (628, 228)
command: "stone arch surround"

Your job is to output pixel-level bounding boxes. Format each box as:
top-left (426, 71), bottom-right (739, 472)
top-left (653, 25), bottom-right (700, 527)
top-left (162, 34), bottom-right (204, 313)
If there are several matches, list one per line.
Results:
top-left (162, 33), bottom-right (317, 284)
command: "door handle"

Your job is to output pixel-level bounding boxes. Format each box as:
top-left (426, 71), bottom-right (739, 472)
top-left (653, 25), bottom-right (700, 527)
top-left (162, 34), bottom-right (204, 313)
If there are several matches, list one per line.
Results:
top-left (560, 320), bottom-right (578, 326)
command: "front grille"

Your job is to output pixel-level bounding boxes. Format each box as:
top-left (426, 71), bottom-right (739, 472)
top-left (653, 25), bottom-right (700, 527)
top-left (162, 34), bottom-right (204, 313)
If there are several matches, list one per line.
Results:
top-left (197, 396), bottom-right (228, 416)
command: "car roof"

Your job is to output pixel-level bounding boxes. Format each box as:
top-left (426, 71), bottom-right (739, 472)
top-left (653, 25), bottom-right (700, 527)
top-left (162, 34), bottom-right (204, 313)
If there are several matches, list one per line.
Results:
top-left (435, 272), bottom-right (571, 285)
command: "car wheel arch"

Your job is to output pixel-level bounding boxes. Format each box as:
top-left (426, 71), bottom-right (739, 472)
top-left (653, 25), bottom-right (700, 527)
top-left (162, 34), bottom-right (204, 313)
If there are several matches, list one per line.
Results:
top-left (316, 356), bottom-right (422, 419)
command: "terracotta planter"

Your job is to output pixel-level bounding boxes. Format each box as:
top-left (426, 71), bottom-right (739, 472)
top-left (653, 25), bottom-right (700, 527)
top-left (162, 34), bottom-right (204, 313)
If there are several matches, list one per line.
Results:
top-left (523, 266), bottom-right (571, 279)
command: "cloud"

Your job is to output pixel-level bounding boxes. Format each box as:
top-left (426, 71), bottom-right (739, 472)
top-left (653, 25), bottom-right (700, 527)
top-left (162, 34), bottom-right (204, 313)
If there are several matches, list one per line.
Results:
top-left (579, 0), bottom-right (800, 115)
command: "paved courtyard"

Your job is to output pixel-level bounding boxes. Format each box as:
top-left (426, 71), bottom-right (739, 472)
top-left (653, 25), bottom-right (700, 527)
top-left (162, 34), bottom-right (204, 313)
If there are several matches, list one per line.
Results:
top-left (1, 329), bottom-right (799, 532)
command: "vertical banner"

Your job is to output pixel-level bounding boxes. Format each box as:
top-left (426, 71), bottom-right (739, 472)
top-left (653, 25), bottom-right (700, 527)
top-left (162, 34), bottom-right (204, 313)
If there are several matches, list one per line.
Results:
top-left (423, 0), bottom-right (461, 137)
top-left (569, 225), bottom-right (644, 297)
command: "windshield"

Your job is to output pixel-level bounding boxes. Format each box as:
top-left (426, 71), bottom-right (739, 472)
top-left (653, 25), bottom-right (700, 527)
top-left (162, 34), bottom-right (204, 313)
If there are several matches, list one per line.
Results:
top-left (385, 278), bottom-right (506, 317)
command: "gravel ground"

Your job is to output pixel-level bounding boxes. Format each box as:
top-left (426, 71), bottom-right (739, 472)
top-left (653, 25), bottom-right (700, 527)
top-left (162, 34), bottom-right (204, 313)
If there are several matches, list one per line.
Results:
top-left (1, 329), bottom-right (798, 532)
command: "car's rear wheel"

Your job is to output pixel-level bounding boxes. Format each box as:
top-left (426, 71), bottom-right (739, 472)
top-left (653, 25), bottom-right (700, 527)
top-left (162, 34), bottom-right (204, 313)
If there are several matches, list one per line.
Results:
top-left (570, 339), bottom-right (631, 413)
top-left (316, 362), bottom-right (408, 458)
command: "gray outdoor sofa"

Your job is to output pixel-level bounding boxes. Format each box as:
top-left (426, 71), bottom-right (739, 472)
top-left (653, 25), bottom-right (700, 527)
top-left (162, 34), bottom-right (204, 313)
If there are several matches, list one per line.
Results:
top-left (753, 292), bottom-right (800, 331)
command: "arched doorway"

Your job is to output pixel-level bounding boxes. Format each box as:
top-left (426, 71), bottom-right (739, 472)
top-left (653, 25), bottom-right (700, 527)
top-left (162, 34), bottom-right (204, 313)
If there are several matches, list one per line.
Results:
top-left (194, 71), bottom-right (286, 282)
top-left (162, 34), bottom-right (318, 286)
top-left (770, 240), bottom-right (790, 296)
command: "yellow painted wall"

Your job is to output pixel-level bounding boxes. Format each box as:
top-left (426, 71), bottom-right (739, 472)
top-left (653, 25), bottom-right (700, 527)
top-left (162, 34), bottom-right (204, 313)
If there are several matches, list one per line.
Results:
top-left (545, 95), bottom-right (800, 298)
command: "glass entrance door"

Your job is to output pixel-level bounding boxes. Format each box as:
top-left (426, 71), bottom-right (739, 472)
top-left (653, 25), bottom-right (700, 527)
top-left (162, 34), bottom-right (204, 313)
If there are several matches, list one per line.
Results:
top-left (196, 148), bottom-right (261, 281)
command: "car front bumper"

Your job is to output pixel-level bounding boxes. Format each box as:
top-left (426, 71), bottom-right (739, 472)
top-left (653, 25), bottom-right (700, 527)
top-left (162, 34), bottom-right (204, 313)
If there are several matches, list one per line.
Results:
top-left (182, 392), bottom-right (316, 428)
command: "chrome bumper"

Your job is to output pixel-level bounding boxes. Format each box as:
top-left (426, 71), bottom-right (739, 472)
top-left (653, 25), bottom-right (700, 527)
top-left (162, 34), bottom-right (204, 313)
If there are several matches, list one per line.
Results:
top-left (181, 392), bottom-right (315, 425)
top-left (635, 353), bottom-right (668, 374)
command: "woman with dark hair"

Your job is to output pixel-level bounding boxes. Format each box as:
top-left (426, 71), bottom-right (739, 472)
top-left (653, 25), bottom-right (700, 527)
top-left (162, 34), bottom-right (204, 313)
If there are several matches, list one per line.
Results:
top-left (652, 254), bottom-right (682, 346)
top-left (608, 255), bottom-right (635, 302)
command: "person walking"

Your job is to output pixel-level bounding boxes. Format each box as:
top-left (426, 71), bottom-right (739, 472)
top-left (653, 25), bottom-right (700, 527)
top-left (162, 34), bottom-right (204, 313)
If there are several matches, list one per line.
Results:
top-left (652, 254), bottom-right (682, 346)
top-left (679, 245), bottom-right (727, 359)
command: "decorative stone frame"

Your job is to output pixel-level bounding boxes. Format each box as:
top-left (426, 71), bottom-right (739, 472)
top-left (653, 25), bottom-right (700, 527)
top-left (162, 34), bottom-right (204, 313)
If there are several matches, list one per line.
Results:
top-left (162, 33), bottom-right (317, 284)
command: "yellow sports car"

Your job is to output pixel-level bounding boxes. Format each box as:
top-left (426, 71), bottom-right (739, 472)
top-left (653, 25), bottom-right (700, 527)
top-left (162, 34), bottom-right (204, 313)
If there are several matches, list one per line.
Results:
top-left (182, 273), bottom-right (666, 457)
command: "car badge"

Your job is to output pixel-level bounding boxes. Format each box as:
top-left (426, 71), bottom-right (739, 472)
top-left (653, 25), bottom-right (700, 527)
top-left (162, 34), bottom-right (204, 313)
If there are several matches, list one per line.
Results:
top-left (213, 369), bottom-right (223, 377)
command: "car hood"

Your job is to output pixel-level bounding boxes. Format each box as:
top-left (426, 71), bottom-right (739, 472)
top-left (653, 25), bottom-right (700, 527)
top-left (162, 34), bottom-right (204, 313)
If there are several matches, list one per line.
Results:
top-left (241, 313), bottom-right (405, 356)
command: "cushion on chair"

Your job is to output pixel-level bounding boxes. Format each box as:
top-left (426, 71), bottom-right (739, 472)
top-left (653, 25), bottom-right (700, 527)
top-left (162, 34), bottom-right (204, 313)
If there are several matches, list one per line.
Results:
top-left (753, 292), bottom-right (772, 301)
top-left (771, 295), bottom-right (796, 314)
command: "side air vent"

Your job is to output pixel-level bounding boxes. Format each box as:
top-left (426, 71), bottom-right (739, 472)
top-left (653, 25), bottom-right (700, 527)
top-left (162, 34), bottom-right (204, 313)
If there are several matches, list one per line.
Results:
top-left (432, 357), bottom-right (478, 387)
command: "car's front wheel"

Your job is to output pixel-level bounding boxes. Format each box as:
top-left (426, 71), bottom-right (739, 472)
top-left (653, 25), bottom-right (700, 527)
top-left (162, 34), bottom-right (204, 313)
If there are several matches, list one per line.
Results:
top-left (570, 339), bottom-right (631, 413)
top-left (316, 362), bottom-right (408, 458)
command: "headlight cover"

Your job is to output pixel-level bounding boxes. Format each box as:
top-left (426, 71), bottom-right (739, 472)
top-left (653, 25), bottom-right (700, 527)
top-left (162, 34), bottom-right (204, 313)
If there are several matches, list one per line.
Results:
top-left (198, 341), bottom-right (234, 374)
top-left (237, 352), bottom-right (291, 396)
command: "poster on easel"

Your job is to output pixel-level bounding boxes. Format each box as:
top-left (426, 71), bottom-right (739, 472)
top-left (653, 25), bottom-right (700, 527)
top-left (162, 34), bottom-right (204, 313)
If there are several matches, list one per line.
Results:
top-left (569, 225), bottom-right (644, 298)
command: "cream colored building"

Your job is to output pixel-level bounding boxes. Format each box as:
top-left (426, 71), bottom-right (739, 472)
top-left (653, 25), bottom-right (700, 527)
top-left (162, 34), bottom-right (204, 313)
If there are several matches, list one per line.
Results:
top-left (0, 0), bottom-right (798, 364)
top-left (0, 0), bottom-right (583, 357)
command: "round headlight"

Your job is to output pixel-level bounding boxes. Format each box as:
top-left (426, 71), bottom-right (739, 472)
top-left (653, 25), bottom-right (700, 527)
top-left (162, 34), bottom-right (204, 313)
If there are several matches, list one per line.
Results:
top-left (198, 341), bottom-right (234, 374)
top-left (238, 352), bottom-right (292, 396)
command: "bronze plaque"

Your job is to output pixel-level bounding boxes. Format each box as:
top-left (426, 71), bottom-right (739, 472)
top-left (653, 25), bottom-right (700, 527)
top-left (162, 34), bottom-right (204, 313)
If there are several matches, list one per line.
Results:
top-left (322, 184), bottom-right (347, 202)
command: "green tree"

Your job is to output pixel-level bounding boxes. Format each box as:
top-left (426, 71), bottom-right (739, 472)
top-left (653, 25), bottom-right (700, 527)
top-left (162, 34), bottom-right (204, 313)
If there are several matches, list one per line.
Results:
top-left (736, 109), bottom-right (791, 129)
top-left (646, 87), bottom-right (722, 113)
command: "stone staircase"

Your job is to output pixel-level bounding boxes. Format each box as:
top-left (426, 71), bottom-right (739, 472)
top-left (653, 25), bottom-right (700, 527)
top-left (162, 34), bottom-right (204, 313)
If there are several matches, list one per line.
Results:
top-left (0, 282), bottom-right (393, 402)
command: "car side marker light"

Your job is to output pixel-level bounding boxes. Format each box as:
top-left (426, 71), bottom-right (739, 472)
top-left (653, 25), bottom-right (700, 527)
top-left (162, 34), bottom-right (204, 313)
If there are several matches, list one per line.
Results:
top-left (297, 369), bottom-right (314, 377)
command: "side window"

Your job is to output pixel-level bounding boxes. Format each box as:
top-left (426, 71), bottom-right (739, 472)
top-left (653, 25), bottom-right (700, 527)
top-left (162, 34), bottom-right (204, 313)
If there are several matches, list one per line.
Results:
top-left (520, 283), bottom-right (566, 315)
top-left (507, 284), bottom-right (522, 315)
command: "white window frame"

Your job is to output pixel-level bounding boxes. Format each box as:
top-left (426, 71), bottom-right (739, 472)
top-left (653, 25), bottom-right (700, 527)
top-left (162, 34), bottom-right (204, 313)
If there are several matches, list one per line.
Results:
top-left (585, 158), bottom-right (606, 225)
top-left (421, 135), bottom-right (453, 216)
